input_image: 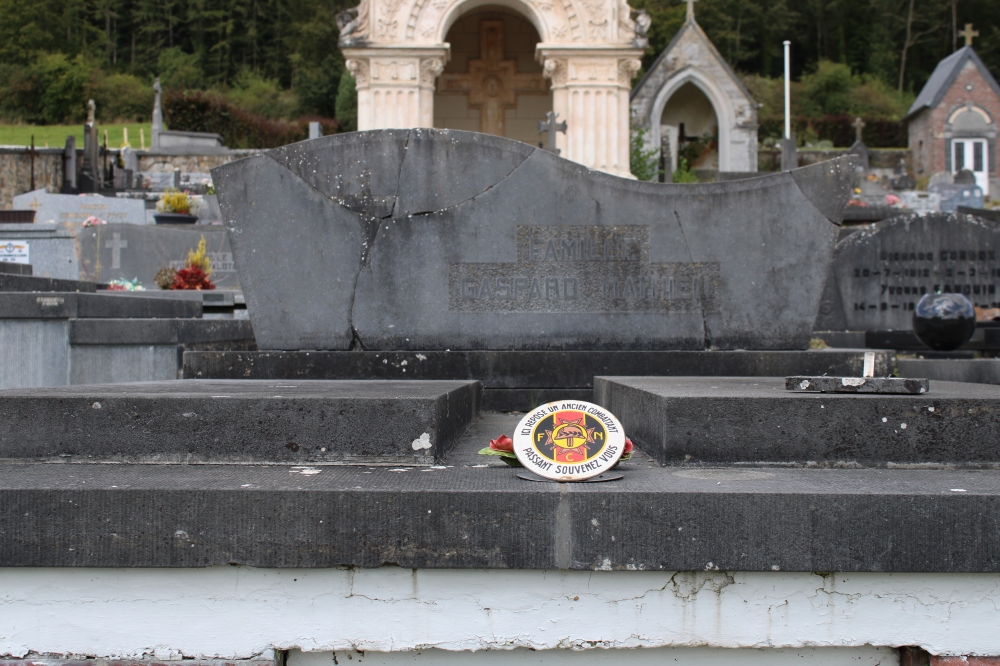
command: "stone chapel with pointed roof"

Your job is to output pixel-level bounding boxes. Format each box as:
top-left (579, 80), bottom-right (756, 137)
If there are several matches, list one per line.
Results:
top-left (629, 2), bottom-right (758, 175)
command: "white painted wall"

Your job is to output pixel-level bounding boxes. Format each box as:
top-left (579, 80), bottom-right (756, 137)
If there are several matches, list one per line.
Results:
top-left (1, 567), bottom-right (999, 659)
top-left (292, 647), bottom-right (897, 665)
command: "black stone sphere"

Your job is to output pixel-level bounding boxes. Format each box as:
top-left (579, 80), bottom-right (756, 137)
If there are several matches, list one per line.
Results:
top-left (912, 293), bottom-right (976, 351)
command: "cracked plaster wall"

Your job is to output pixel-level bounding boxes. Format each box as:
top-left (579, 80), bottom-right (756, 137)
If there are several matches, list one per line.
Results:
top-left (1, 567), bottom-right (999, 658)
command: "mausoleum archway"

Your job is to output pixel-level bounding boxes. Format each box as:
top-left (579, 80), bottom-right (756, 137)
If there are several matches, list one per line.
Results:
top-left (650, 69), bottom-right (732, 171)
top-left (434, 6), bottom-right (551, 146)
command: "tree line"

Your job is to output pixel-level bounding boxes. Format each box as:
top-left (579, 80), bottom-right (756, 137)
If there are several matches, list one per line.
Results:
top-left (0, 0), bottom-right (996, 127)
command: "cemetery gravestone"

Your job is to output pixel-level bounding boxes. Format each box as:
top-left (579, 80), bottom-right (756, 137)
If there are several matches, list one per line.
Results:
top-left (213, 130), bottom-right (855, 351)
top-left (76, 223), bottom-right (239, 289)
top-left (815, 213), bottom-right (1000, 332)
top-left (0, 224), bottom-right (78, 280)
top-left (13, 189), bottom-right (147, 227)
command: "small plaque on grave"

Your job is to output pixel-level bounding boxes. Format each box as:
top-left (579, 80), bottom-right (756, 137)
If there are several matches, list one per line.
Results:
top-left (513, 400), bottom-right (626, 481)
top-left (0, 240), bottom-right (29, 264)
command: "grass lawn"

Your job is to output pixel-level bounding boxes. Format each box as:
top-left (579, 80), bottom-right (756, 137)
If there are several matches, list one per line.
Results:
top-left (0, 123), bottom-right (153, 149)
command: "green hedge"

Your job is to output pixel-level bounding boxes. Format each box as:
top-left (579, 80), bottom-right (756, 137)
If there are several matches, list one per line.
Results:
top-left (162, 89), bottom-right (337, 149)
top-left (758, 114), bottom-right (907, 148)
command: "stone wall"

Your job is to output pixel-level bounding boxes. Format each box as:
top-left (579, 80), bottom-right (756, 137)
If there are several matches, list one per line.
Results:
top-left (0, 148), bottom-right (66, 210)
top-left (0, 148), bottom-right (260, 209)
top-left (758, 147), bottom-right (909, 173)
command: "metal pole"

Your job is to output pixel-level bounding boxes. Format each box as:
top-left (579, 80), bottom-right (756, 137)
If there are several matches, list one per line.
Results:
top-left (783, 41), bottom-right (791, 140)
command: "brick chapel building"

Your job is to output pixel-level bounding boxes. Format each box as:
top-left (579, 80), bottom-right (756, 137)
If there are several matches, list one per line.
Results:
top-left (906, 41), bottom-right (1000, 197)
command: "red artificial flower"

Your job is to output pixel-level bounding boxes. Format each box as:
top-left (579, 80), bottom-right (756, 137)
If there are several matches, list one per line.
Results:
top-left (624, 438), bottom-right (634, 455)
top-left (172, 267), bottom-right (216, 290)
top-left (105, 283), bottom-right (127, 291)
top-left (490, 434), bottom-right (514, 453)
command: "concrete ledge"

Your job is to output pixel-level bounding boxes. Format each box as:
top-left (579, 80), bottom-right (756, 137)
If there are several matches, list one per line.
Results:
top-left (0, 379), bottom-right (480, 463)
top-left (899, 358), bottom-right (1000, 386)
top-left (183, 350), bottom-right (895, 388)
top-left (1, 457), bottom-right (999, 571)
top-left (595, 376), bottom-right (1000, 466)
top-left (70, 319), bottom-right (254, 345)
top-left (0, 274), bottom-right (95, 292)
top-left (0, 293), bottom-right (202, 319)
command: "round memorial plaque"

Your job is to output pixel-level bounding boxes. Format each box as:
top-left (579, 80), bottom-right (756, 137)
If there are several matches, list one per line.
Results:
top-left (513, 401), bottom-right (626, 482)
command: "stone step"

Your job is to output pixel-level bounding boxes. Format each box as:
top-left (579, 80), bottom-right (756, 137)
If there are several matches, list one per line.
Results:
top-left (0, 379), bottom-right (479, 464)
top-left (595, 376), bottom-right (1000, 466)
top-left (0, 272), bottom-right (97, 292)
top-left (183, 350), bottom-right (895, 411)
top-left (0, 292), bottom-right (201, 318)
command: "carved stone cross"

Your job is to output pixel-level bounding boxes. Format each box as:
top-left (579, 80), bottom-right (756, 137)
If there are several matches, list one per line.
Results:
top-left (437, 20), bottom-right (548, 137)
top-left (105, 232), bottom-right (128, 269)
top-left (959, 23), bottom-right (979, 47)
top-left (852, 117), bottom-right (865, 144)
top-left (86, 99), bottom-right (96, 125)
top-left (686, 0), bottom-right (697, 21)
top-left (537, 111), bottom-right (567, 154)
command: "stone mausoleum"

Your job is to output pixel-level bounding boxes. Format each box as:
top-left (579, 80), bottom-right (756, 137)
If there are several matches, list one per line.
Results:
top-left (336, 0), bottom-right (647, 178)
top-left (906, 35), bottom-right (1000, 196)
top-left (629, 1), bottom-right (758, 174)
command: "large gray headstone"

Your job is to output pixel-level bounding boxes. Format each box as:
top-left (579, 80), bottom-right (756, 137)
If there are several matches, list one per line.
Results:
top-left (816, 213), bottom-right (1000, 331)
top-left (77, 223), bottom-right (239, 289)
top-left (13, 189), bottom-right (147, 227)
top-left (214, 130), bottom-right (854, 351)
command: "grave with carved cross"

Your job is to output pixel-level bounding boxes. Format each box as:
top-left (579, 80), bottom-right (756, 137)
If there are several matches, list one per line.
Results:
top-left (437, 20), bottom-right (548, 137)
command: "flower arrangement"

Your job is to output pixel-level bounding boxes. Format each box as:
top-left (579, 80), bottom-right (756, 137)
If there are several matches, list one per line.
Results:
top-left (83, 215), bottom-right (107, 227)
top-left (479, 434), bottom-right (633, 467)
top-left (201, 178), bottom-right (216, 195)
top-left (106, 277), bottom-right (145, 291)
top-left (155, 236), bottom-right (216, 290)
top-left (156, 189), bottom-right (193, 215)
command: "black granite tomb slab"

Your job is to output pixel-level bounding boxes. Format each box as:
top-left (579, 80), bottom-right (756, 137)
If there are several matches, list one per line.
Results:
top-left (182, 349), bottom-right (894, 410)
top-left (815, 213), bottom-right (1000, 332)
top-left (0, 292), bottom-right (202, 319)
top-left (595, 376), bottom-right (1000, 466)
top-left (0, 379), bottom-right (479, 464)
top-left (214, 130), bottom-right (855, 352)
top-left (0, 273), bottom-right (97, 292)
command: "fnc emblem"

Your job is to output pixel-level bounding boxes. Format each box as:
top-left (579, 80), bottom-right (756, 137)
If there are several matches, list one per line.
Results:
top-left (513, 400), bottom-right (626, 481)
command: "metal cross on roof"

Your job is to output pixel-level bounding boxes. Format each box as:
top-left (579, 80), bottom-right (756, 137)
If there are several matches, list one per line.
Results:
top-left (537, 111), bottom-right (567, 155)
top-left (959, 23), bottom-right (979, 47)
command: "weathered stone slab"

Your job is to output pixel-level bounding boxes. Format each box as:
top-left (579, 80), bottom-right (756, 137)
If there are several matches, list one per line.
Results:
top-left (214, 130), bottom-right (854, 351)
top-left (76, 222), bottom-right (239, 289)
top-left (182, 349), bottom-right (895, 410)
top-left (0, 273), bottom-right (97, 292)
top-left (13, 189), bottom-right (147, 226)
top-left (816, 213), bottom-right (1000, 331)
top-left (3, 434), bottom-right (1000, 570)
top-left (595, 376), bottom-right (1000, 466)
top-left (785, 375), bottom-right (928, 394)
top-left (0, 292), bottom-right (201, 319)
top-left (0, 379), bottom-right (479, 463)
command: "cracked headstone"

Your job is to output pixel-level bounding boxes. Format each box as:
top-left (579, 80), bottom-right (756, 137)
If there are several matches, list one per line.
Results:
top-left (213, 129), bottom-right (854, 351)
